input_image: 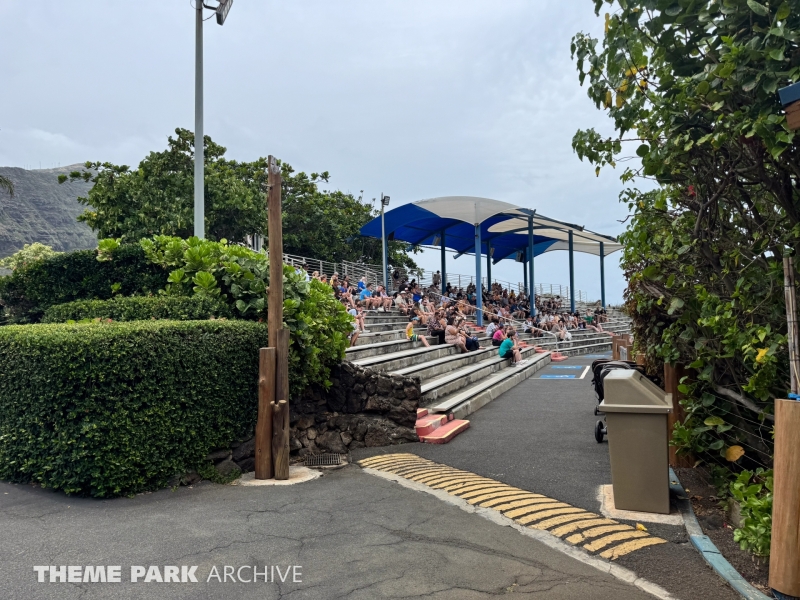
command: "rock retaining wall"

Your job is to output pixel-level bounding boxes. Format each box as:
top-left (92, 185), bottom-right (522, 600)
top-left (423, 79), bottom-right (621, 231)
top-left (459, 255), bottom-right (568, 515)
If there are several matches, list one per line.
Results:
top-left (203, 362), bottom-right (420, 477)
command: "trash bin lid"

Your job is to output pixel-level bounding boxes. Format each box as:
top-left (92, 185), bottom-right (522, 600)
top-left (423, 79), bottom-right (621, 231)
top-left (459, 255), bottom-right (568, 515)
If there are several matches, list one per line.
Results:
top-left (599, 369), bottom-right (672, 414)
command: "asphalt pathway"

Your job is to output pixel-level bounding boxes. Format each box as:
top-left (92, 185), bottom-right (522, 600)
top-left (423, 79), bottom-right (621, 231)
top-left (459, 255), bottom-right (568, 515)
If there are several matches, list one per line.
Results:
top-left (353, 352), bottom-right (739, 600)
top-left (1, 465), bottom-right (656, 600)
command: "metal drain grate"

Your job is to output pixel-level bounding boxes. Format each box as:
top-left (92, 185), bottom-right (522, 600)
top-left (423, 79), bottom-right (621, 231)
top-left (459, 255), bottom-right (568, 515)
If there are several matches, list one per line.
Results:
top-left (304, 453), bottom-right (346, 467)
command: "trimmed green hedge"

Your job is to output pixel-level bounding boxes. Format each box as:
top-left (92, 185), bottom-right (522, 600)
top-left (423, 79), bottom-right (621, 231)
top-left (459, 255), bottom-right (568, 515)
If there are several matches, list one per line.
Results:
top-left (0, 245), bottom-right (165, 323)
top-left (0, 320), bottom-right (267, 497)
top-left (42, 295), bottom-right (232, 323)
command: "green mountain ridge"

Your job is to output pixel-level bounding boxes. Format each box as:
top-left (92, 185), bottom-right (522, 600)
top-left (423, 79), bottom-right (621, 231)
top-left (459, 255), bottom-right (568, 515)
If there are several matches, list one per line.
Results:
top-left (0, 164), bottom-right (96, 258)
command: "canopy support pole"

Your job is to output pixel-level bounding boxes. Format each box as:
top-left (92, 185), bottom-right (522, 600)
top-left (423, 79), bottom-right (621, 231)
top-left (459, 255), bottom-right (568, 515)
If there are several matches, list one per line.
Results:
top-left (486, 242), bottom-right (492, 291)
top-left (440, 229), bottom-right (447, 296)
top-left (600, 241), bottom-right (606, 309)
top-left (569, 230), bottom-right (575, 312)
top-left (523, 255), bottom-right (528, 294)
top-left (528, 215), bottom-right (535, 317)
top-left (475, 224), bottom-right (483, 327)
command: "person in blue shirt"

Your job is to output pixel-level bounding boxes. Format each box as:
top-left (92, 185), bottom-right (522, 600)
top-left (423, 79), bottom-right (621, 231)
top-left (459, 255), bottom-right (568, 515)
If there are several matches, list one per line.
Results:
top-left (359, 283), bottom-right (378, 310)
top-left (357, 277), bottom-right (367, 291)
top-left (498, 329), bottom-right (524, 365)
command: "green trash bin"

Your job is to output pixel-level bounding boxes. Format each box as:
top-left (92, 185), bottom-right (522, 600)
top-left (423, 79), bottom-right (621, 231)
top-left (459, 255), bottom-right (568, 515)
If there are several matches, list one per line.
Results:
top-left (599, 369), bottom-right (673, 514)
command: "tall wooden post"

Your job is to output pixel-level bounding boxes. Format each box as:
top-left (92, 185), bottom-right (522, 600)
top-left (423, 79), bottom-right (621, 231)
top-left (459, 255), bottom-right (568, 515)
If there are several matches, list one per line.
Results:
top-left (770, 399), bottom-right (800, 597)
top-left (770, 256), bottom-right (800, 596)
top-left (267, 156), bottom-right (283, 350)
top-left (267, 156), bottom-right (291, 480)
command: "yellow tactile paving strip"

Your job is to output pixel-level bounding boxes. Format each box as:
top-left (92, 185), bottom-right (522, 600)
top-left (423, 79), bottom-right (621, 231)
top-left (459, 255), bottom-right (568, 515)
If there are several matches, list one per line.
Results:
top-left (358, 453), bottom-right (667, 560)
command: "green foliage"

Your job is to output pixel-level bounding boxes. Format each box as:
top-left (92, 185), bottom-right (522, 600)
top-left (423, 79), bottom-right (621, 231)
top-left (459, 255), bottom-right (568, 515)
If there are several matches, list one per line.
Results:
top-left (571, 0), bottom-right (798, 466)
top-left (0, 244), bottom-right (165, 324)
top-left (0, 320), bottom-right (267, 497)
top-left (278, 163), bottom-right (418, 268)
top-left (0, 243), bottom-right (61, 272)
top-left (42, 295), bottom-right (232, 324)
top-left (141, 235), bottom-right (351, 395)
top-left (59, 129), bottom-right (268, 243)
top-left (730, 469), bottom-right (773, 557)
top-left (59, 128), bottom-right (418, 269)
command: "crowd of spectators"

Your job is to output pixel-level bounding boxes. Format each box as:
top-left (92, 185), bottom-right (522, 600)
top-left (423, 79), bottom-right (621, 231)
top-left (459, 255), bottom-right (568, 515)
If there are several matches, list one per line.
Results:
top-left (301, 265), bottom-right (609, 357)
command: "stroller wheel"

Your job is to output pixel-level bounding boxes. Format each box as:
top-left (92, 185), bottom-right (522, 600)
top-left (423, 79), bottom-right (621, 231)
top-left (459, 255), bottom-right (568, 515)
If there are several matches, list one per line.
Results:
top-left (595, 420), bottom-right (606, 443)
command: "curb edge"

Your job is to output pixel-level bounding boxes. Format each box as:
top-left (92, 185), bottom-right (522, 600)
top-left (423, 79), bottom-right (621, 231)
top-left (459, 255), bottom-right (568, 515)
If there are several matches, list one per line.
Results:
top-left (670, 467), bottom-right (771, 600)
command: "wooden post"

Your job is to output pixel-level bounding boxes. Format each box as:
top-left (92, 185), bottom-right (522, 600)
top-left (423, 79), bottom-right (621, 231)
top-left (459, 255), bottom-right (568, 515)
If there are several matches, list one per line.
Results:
top-left (267, 155), bottom-right (283, 348)
top-left (272, 328), bottom-right (291, 479)
top-left (266, 156), bottom-right (290, 480)
top-left (771, 256), bottom-right (800, 596)
top-left (663, 363), bottom-right (693, 468)
top-left (770, 399), bottom-right (800, 596)
top-left (271, 399), bottom-right (290, 480)
top-left (254, 347), bottom-right (275, 479)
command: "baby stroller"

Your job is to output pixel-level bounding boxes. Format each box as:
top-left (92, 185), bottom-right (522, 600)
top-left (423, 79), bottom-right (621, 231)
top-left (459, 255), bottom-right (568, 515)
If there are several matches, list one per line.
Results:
top-left (590, 359), bottom-right (646, 443)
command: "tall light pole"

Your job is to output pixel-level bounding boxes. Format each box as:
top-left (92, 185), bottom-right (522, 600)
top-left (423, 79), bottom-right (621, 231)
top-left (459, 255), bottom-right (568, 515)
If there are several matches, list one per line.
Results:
top-left (194, 0), bottom-right (233, 239)
top-left (380, 194), bottom-right (390, 290)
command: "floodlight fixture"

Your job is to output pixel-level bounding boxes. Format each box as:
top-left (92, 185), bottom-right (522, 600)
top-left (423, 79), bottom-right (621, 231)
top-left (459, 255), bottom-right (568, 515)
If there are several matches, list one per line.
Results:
top-left (213, 0), bottom-right (233, 25)
top-left (381, 194), bottom-right (391, 207)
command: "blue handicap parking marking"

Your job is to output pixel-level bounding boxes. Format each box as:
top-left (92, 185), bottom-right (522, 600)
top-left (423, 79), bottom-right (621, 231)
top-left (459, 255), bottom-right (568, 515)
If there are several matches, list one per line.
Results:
top-left (550, 365), bottom-right (583, 369)
top-left (539, 374), bottom-right (576, 379)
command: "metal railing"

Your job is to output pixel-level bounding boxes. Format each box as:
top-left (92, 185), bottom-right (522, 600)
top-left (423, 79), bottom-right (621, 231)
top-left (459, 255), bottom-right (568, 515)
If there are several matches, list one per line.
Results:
top-left (386, 266), bottom-right (592, 304)
top-left (247, 239), bottom-right (598, 304)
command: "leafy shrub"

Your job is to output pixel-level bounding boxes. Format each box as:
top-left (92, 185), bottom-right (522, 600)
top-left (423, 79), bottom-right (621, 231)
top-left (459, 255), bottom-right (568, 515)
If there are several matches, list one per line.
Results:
top-left (141, 235), bottom-right (351, 395)
top-left (2, 235), bottom-right (351, 397)
top-left (0, 244), bottom-right (165, 323)
top-left (0, 320), bottom-right (267, 497)
top-left (42, 295), bottom-right (232, 323)
top-left (730, 469), bottom-right (773, 557)
top-left (0, 243), bottom-right (61, 272)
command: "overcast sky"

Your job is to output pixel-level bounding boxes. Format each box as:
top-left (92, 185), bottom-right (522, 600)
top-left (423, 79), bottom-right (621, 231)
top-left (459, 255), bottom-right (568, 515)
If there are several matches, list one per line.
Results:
top-left (0, 0), bottom-right (640, 304)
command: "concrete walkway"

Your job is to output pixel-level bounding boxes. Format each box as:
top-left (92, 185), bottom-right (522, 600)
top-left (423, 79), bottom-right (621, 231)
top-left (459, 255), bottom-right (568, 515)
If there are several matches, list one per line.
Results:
top-left (2, 466), bottom-right (654, 600)
top-left (353, 352), bottom-right (739, 600)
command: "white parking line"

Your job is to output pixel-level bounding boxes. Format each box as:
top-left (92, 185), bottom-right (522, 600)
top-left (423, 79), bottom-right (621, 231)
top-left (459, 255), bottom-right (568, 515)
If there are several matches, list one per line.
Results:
top-left (579, 366), bottom-right (590, 379)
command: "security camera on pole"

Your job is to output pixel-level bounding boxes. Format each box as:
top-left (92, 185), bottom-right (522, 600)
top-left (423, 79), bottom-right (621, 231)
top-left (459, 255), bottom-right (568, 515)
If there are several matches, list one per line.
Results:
top-left (194, 0), bottom-right (233, 239)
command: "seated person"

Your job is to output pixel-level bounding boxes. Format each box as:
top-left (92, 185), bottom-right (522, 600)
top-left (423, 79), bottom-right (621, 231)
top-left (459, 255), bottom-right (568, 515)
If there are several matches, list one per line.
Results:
top-left (485, 318), bottom-right (500, 338)
top-left (406, 318), bottom-right (430, 347)
top-left (359, 283), bottom-right (379, 310)
top-left (491, 323), bottom-right (507, 347)
top-left (395, 292), bottom-right (410, 315)
top-left (498, 330), bottom-right (524, 365)
top-left (375, 285), bottom-right (393, 311)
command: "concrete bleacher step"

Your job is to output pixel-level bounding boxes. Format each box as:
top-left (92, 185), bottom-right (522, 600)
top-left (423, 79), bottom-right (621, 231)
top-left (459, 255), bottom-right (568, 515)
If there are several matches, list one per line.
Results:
top-left (351, 344), bottom-right (457, 371)
top-left (419, 343), bottom-right (550, 406)
top-left (427, 351), bottom-right (551, 420)
top-left (345, 336), bottom-right (433, 361)
top-left (419, 419), bottom-right (470, 444)
top-left (387, 341), bottom-right (495, 379)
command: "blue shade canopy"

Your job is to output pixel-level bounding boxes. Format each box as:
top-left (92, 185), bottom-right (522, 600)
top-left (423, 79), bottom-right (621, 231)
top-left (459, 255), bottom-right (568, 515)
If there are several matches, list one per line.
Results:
top-left (359, 196), bottom-right (622, 262)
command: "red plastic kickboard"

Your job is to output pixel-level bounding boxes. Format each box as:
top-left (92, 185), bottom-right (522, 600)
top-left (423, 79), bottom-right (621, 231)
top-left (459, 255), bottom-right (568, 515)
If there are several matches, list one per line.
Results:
top-left (420, 419), bottom-right (470, 444)
top-left (417, 408), bottom-right (429, 418)
top-left (550, 352), bottom-right (568, 362)
top-left (415, 414), bottom-right (448, 437)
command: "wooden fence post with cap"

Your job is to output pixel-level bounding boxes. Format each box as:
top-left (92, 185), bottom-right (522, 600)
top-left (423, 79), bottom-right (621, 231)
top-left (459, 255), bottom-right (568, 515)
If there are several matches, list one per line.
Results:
top-left (769, 254), bottom-right (800, 597)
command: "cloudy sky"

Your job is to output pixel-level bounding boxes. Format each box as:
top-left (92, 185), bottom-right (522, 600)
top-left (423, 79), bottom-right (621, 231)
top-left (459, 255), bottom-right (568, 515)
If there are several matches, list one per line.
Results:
top-left (0, 0), bottom-right (639, 304)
